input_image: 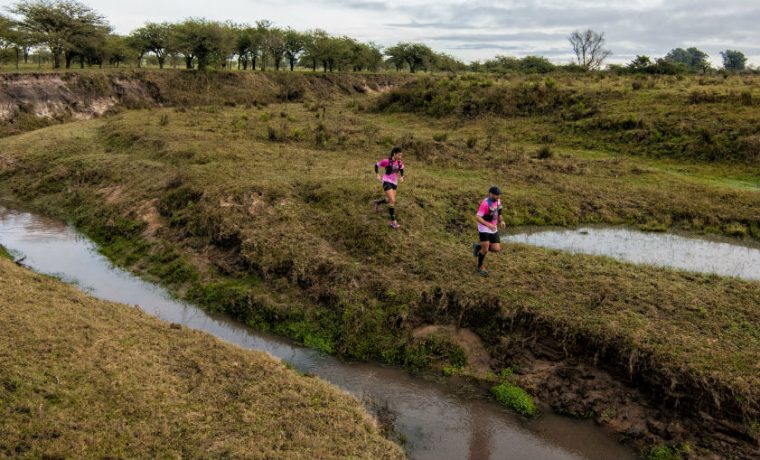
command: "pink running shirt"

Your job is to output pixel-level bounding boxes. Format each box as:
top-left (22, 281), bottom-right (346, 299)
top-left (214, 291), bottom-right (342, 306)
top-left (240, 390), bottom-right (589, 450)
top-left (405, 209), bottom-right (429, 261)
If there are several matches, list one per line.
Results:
top-left (477, 198), bottom-right (502, 234)
top-left (377, 159), bottom-right (404, 185)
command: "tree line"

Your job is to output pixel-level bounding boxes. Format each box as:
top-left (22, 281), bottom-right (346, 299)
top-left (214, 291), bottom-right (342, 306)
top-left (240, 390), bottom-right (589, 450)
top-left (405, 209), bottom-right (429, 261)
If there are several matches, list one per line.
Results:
top-left (0, 0), bottom-right (466, 73)
top-left (0, 1), bottom-right (754, 74)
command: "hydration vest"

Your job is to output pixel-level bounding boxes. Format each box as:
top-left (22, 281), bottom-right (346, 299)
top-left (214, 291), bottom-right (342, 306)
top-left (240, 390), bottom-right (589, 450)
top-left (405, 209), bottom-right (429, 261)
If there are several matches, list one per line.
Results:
top-left (385, 159), bottom-right (402, 175)
top-left (482, 198), bottom-right (502, 223)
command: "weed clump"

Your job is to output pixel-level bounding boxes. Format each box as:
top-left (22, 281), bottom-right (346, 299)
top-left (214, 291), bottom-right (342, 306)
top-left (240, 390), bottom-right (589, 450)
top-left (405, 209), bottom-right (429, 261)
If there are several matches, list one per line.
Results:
top-left (490, 381), bottom-right (537, 417)
top-left (536, 145), bottom-right (554, 159)
top-left (644, 445), bottom-right (683, 460)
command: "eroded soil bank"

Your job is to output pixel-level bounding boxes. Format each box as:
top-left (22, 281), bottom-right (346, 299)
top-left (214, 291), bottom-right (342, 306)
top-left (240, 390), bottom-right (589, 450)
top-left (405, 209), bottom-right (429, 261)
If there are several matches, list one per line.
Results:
top-left (0, 70), bottom-right (410, 137)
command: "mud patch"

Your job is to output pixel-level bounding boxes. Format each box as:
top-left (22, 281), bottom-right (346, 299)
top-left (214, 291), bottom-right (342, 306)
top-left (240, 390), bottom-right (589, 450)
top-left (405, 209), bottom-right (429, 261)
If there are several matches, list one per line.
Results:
top-left (0, 153), bottom-right (16, 174)
top-left (413, 325), bottom-right (493, 375)
top-left (492, 331), bottom-right (760, 459)
top-left (137, 200), bottom-right (162, 237)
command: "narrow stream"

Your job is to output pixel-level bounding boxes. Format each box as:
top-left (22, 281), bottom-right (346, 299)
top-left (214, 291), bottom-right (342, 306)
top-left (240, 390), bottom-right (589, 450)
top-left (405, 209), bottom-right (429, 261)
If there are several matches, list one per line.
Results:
top-left (504, 226), bottom-right (760, 281)
top-left (0, 207), bottom-right (636, 460)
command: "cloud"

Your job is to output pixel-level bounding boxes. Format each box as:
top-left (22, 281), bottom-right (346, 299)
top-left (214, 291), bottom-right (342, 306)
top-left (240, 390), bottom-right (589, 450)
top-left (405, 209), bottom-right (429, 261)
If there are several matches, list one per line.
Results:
top-left (78, 0), bottom-right (760, 65)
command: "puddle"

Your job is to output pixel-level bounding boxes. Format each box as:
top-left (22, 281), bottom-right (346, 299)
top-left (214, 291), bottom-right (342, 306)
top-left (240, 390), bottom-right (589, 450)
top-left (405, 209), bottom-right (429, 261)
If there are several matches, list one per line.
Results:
top-left (504, 226), bottom-right (760, 281)
top-left (0, 207), bottom-right (636, 460)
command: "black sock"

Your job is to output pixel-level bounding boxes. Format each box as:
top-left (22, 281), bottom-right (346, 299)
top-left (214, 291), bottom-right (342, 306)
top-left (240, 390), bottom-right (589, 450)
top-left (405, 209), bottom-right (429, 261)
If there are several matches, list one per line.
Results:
top-left (376, 198), bottom-right (387, 205)
top-left (389, 206), bottom-right (395, 221)
top-left (477, 252), bottom-right (486, 268)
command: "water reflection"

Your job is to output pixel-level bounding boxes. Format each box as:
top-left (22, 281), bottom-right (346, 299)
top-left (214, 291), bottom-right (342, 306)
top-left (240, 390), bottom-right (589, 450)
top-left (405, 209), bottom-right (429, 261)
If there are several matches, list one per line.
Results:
top-left (504, 227), bottom-right (760, 281)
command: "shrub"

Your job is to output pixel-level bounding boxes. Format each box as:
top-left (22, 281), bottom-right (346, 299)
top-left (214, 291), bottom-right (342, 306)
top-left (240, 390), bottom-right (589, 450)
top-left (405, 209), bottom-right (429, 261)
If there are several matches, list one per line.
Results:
top-left (490, 382), bottom-right (537, 416)
top-left (536, 145), bottom-right (554, 159)
top-left (466, 136), bottom-right (478, 149)
top-left (433, 132), bottom-right (448, 142)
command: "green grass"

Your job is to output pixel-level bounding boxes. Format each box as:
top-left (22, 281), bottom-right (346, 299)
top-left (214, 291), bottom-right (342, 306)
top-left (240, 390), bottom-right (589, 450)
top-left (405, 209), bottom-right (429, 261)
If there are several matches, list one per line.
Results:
top-left (491, 382), bottom-right (538, 417)
top-left (0, 257), bottom-right (404, 459)
top-left (0, 244), bottom-right (12, 260)
top-left (644, 445), bottom-right (683, 460)
top-left (1, 73), bottom-right (759, 456)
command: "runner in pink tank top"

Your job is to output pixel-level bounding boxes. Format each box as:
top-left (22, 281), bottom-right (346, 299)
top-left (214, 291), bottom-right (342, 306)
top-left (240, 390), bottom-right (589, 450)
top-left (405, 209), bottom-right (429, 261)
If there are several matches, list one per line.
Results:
top-left (472, 186), bottom-right (506, 276)
top-left (371, 146), bottom-right (405, 229)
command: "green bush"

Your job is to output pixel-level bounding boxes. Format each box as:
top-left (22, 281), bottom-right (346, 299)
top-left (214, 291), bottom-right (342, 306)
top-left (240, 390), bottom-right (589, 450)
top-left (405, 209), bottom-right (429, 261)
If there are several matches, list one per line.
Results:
top-left (490, 382), bottom-right (537, 417)
top-left (644, 445), bottom-right (682, 460)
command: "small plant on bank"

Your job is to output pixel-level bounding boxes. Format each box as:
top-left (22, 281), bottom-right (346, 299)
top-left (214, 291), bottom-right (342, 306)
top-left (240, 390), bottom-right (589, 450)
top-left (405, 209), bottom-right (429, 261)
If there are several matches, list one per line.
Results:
top-left (466, 136), bottom-right (478, 149)
top-left (536, 145), bottom-right (554, 159)
top-left (490, 381), bottom-right (537, 417)
top-left (644, 445), bottom-right (682, 460)
top-left (433, 132), bottom-right (448, 142)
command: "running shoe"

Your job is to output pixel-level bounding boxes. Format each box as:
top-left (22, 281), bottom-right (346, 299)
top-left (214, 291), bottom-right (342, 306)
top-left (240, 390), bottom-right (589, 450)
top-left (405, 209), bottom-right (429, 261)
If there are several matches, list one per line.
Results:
top-left (389, 221), bottom-right (401, 229)
top-left (476, 267), bottom-right (489, 277)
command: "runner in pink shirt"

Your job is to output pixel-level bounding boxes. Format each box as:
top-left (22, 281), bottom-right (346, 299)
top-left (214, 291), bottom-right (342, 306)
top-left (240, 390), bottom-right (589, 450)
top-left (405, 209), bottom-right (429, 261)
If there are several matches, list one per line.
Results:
top-left (372, 146), bottom-right (405, 229)
top-left (473, 186), bottom-right (506, 276)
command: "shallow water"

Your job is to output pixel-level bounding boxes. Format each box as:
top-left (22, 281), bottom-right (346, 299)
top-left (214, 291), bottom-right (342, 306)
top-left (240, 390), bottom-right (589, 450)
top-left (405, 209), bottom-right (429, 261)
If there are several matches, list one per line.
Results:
top-left (0, 207), bottom-right (636, 460)
top-left (504, 226), bottom-right (760, 281)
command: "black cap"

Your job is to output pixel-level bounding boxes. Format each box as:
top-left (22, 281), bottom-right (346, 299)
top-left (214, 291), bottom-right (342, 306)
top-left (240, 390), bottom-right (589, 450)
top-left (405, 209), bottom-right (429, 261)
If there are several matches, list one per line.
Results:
top-left (489, 186), bottom-right (501, 196)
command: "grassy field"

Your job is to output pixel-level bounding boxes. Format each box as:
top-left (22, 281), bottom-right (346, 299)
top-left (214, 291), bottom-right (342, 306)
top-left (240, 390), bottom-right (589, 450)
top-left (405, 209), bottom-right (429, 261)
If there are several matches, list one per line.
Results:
top-left (1, 71), bottom-right (759, 456)
top-left (0, 256), bottom-right (403, 459)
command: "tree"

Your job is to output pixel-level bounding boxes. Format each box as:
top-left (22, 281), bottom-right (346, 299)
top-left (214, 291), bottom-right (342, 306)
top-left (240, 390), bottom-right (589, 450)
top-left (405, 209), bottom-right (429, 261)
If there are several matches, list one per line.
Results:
top-left (385, 42), bottom-right (434, 73)
top-left (627, 55), bottom-right (652, 73)
top-left (130, 22), bottom-right (171, 68)
top-left (105, 34), bottom-right (130, 67)
top-left (169, 19), bottom-right (231, 70)
top-left (350, 41), bottom-right (383, 72)
top-left (283, 28), bottom-right (304, 71)
top-left (430, 52), bottom-right (466, 73)
top-left (10, 0), bottom-right (109, 69)
top-left (664, 47), bottom-right (709, 73)
top-left (234, 25), bottom-right (252, 69)
top-left (263, 27), bottom-right (286, 71)
top-left (721, 50), bottom-right (747, 72)
top-left (568, 29), bottom-right (611, 70)
top-left (254, 20), bottom-right (272, 70)
top-left (300, 29), bottom-right (330, 72)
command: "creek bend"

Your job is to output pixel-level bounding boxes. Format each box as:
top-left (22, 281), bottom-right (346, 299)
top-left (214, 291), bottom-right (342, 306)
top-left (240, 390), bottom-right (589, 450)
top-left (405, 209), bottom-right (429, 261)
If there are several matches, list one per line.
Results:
top-left (0, 206), bottom-right (635, 460)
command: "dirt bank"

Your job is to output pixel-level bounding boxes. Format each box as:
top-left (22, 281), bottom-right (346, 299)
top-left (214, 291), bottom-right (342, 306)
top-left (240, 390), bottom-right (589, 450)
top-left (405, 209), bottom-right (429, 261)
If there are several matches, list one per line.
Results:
top-left (0, 70), bottom-right (411, 137)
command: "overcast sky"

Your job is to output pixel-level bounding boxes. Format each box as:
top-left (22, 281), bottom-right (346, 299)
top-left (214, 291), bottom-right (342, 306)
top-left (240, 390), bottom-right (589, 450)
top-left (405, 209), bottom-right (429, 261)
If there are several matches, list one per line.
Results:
top-left (4, 0), bottom-right (759, 66)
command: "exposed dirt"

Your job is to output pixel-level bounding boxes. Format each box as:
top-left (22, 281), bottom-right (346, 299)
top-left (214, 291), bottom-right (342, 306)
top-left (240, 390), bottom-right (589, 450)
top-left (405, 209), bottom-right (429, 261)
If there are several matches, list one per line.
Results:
top-left (137, 199), bottom-right (162, 238)
top-left (413, 325), bottom-right (493, 376)
top-left (0, 152), bottom-right (16, 174)
top-left (487, 328), bottom-right (760, 459)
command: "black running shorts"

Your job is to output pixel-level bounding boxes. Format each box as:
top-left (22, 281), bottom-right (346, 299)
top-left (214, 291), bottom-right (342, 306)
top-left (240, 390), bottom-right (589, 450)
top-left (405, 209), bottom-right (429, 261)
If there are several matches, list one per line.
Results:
top-left (382, 181), bottom-right (398, 191)
top-left (478, 231), bottom-right (501, 244)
